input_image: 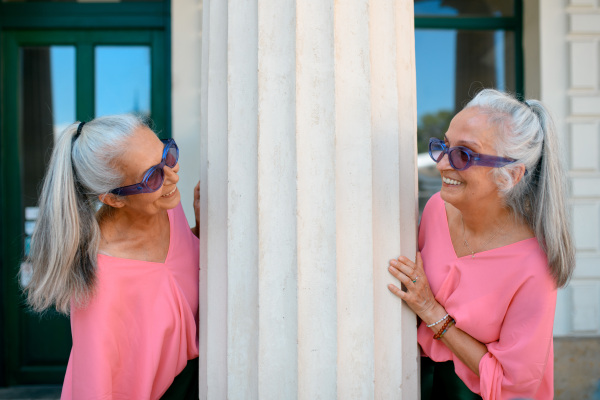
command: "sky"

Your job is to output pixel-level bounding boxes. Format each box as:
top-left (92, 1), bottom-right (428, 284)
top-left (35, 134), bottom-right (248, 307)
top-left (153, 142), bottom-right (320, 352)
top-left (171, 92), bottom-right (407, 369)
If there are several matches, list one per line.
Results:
top-left (50, 45), bottom-right (150, 135)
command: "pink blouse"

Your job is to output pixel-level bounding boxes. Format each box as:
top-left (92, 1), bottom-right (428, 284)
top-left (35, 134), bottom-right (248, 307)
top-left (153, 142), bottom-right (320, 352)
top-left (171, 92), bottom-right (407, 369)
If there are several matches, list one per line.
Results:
top-left (418, 193), bottom-right (557, 400)
top-left (61, 203), bottom-right (199, 400)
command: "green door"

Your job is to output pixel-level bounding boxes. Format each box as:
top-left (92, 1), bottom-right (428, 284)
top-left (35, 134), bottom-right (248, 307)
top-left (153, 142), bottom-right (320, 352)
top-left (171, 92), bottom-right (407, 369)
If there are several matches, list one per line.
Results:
top-left (0, 29), bottom-right (169, 385)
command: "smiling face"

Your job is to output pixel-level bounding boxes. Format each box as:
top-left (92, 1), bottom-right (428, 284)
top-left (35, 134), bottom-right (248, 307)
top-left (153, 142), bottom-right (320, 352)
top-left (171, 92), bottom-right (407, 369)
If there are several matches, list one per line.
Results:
top-left (113, 125), bottom-right (180, 215)
top-left (437, 107), bottom-right (504, 211)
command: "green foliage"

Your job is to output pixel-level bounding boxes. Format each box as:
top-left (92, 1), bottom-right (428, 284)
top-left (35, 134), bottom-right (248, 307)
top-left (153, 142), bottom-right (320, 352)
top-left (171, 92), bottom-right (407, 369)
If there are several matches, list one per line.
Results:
top-left (417, 109), bottom-right (454, 153)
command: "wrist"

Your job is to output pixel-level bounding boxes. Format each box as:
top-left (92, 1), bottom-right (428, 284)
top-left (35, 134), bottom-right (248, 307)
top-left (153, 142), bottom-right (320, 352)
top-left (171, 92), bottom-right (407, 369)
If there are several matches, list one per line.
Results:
top-left (422, 304), bottom-right (448, 328)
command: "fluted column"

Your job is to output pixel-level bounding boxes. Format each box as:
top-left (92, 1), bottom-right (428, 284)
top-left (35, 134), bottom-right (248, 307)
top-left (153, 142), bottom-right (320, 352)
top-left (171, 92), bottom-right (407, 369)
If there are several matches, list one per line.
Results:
top-left (199, 0), bottom-right (418, 398)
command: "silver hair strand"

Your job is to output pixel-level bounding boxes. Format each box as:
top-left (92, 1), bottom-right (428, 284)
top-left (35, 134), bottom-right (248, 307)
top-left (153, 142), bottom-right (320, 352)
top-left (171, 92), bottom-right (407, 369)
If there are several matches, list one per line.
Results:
top-left (23, 114), bottom-right (145, 314)
top-left (466, 89), bottom-right (575, 288)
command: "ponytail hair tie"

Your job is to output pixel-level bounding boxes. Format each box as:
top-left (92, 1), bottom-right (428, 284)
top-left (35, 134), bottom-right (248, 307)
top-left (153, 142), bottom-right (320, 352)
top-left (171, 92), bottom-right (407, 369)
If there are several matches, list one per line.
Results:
top-left (519, 97), bottom-right (532, 109)
top-left (73, 121), bottom-right (86, 143)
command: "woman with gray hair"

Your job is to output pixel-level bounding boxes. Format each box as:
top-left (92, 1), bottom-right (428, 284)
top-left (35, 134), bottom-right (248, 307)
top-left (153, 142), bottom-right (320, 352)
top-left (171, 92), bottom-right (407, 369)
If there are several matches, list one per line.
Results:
top-left (23, 115), bottom-right (200, 399)
top-left (388, 89), bottom-right (574, 399)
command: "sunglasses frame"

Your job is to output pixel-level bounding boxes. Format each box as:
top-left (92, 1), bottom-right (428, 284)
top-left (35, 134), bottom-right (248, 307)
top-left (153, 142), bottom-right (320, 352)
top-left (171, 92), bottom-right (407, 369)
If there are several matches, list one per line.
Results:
top-left (110, 138), bottom-right (179, 196)
top-left (428, 138), bottom-right (516, 171)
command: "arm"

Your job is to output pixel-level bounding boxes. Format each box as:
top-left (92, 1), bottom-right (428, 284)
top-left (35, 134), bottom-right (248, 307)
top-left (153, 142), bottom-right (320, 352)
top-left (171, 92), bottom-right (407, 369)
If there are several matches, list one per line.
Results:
top-left (191, 181), bottom-right (200, 238)
top-left (477, 273), bottom-right (556, 399)
top-left (388, 253), bottom-right (556, 399)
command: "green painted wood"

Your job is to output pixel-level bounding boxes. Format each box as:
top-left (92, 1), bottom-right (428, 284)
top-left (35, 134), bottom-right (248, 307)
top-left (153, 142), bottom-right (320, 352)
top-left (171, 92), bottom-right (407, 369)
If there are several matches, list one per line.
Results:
top-left (0, 3), bottom-right (169, 29)
top-left (151, 30), bottom-right (168, 138)
top-left (77, 43), bottom-right (95, 122)
top-left (1, 30), bottom-right (74, 386)
top-left (0, 30), bottom-right (23, 387)
top-left (415, 16), bottom-right (517, 30)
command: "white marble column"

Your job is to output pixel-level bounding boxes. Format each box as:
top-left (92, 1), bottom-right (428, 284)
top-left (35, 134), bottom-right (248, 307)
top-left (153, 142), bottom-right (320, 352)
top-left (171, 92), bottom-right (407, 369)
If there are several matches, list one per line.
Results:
top-left (199, 0), bottom-right (419, 398)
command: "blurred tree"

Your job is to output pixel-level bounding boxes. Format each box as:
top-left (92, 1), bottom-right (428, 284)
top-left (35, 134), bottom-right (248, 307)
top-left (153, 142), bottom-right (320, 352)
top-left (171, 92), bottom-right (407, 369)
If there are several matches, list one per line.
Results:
top-left (416, 109), bottom-right (453, 153)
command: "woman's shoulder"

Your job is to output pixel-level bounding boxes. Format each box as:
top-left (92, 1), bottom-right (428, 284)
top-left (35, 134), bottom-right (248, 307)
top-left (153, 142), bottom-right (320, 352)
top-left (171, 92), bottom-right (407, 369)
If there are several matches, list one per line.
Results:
top-left (168, 202), bottom-right (193, 230)
top-left (168, 202), bottom-right (198, 245)
top-left (488, 237), bottom-right (555, 291)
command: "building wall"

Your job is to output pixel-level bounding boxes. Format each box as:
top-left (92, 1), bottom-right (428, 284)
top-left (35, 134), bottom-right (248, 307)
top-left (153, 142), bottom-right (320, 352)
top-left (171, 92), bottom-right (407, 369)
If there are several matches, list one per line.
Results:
top-left (564, 0), bottom-right (600, 336)
top-left (538, 0), bottom-right (600, 337)
top-left (174, 0), bottom-right (600, 336)
top-left (537, 0), bottom-right (600, 397)
top-left (171, 0), bottom-right (600, 396)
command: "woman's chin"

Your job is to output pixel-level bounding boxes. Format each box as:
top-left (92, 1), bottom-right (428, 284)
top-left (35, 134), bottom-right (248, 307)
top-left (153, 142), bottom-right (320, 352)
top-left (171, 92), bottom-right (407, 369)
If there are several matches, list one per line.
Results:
top-left (161, 188), bottom-right (180, 208)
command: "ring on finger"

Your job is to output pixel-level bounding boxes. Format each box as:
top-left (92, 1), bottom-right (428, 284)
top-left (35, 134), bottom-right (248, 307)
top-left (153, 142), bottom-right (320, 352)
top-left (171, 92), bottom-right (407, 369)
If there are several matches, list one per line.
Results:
top-left (412, 276), bottom-right (418, 284)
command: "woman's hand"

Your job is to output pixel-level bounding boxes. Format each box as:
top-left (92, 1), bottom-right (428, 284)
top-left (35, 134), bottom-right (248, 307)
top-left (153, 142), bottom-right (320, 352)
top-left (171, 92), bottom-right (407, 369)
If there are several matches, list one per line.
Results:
top-left (192, 181), bottom-right (200, 238)
top-left (387, 252), bottom-right (444, 323)
top-left (388, 252), bottom-right (488, 376)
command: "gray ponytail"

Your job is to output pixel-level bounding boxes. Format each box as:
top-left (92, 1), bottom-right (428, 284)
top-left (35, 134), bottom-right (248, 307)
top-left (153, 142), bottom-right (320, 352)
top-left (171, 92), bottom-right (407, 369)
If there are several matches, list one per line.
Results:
top-left (466, 89), bottom-right (575, 288)
top-left (23, 114), bottom-right (144, 314)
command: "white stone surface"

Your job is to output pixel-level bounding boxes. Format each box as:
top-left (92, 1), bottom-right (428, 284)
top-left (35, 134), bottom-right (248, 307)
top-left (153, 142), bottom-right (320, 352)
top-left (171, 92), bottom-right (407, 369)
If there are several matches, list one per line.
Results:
top-left (553, 287), bottom-right (573, 336)
top-left (575, 255), bottom-right (600, 278)
top-left (542, 0), bottom-right (600, 337)
top-left (256, 1), bottom-right (299, 398)
top-left (199, 0), bottom-right (228, 397)
top-left (571, 282), bottom-right (600, 332)
top-left (569, 0), bottom-right (596, 6)
top-left (570, 14), bottom-right (600, 34)
top-left (296, 1), bottom-right (337, 398)
top-left (572, 177), bottom-right (600, 196)
top-left (226, 0), bottom-right (259, 398)
top-left (571, 96), bottom-right (600, 115)
top-left (572, 203), bottom-right (600, 251)
top-left (570, 123), bottom-right (599, 170)
top-left (170, 0), bottom-right (600, 382)
top-left (569, 41), bottom-right (598, 89)
top-left (199, 0), bottom-right (418, 397)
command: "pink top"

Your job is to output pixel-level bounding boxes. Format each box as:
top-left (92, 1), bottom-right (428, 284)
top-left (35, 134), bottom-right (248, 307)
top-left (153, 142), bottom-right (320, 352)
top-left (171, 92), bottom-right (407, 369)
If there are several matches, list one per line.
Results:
top-left (418, 193), bottom-right (557, 400)
top-left (61, 203), bottom-right (199, 400)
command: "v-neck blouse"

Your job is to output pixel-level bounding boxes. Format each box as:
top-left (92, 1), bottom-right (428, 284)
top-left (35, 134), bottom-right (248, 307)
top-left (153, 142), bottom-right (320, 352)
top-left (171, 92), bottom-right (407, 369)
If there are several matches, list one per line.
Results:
top-left (61, 203), bottom-right (199, 400)
top-left (418, 193), bottom-right (557, 400)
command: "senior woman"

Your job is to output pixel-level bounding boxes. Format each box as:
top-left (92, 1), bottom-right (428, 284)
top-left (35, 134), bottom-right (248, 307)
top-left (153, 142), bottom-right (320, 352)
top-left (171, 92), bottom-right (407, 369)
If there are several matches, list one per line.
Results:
top-left (388, 89), bottom-right (574, 400)
top-left (23, 115), bottom-right (200, 399)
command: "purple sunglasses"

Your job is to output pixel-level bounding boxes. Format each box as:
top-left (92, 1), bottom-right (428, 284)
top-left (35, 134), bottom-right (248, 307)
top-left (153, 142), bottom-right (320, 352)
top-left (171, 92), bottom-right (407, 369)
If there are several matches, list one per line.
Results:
top-left (111, 139), bottom-right (179, 196)
top-left (428, 138), bottom-right (516, 171)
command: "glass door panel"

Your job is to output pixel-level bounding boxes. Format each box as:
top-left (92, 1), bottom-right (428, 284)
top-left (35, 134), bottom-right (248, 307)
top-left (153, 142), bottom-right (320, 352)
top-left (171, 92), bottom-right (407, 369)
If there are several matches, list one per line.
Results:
top-left (415, 29), bottom-right (516, 213)
top-left (95, 45), bottom-right (151, 117)
top-left (21, 46), bottom-right (75, 212)
top-left (1, 28), bottom-right (167, 385)
top-left (19, 45), bottom-right (76, 381)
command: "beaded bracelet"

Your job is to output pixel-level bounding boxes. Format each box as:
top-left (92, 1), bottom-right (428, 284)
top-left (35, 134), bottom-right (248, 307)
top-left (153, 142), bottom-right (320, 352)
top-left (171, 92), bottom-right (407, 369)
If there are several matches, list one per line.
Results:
top-left (426, 313), bottom-right (449, 328)
top-left (433, 317), bottom-right (452, 339)
top-left (433, 317), bottom-right (455, 340)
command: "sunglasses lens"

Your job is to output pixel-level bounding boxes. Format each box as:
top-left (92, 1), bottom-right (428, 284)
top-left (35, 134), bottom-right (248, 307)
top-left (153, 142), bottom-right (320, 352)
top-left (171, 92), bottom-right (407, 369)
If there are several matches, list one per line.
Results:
top-left (165, 146), bottom-right (178, 168)
top-left (449, 149), bottom-right (469, 170)
top-left (146, 168), bottom-right (164, 190)
top-left (429, 141), bottom-right (445, 162)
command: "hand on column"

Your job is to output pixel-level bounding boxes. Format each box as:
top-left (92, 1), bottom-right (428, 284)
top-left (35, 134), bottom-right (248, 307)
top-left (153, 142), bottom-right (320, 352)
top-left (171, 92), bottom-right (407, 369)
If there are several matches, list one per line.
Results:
top-left (387, 252), bottom-right (445, 324)
top-left (192, 181), bottom-right (200, 238)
